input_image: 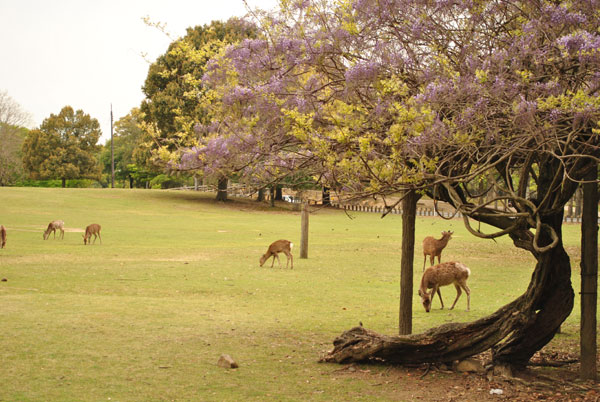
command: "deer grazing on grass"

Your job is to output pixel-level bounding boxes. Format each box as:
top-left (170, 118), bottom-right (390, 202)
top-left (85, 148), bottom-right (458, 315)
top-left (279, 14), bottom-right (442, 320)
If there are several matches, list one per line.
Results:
top-left (422, 230), bottom-right (453, 271)
top-left (0, 225), bottom-right (6, 249)
top-left (43, 220), bottom-right (65, 240)
top-left (83, 224), bottom-right (102, 245)
top-left (418, 261), bottom-right (471, 312)
top-left (259, 240), bottom-right (294, 269)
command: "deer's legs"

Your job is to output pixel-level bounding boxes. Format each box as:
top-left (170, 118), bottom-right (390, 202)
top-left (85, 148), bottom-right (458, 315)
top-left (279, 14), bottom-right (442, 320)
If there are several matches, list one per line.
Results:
top-left (450, 284), bottom-right (462, 310)
top-left (433, 286), bottom-right (444, 309)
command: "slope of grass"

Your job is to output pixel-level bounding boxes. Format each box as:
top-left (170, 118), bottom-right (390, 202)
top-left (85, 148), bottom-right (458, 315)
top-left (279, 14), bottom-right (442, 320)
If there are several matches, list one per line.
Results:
top-left (0, 187), bottom-right (588, 401)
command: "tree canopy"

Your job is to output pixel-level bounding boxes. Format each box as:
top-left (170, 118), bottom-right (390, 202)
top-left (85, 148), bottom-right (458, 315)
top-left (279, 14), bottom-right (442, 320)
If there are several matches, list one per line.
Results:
top-left (140, 18), bottom-right (257, 167)
top-left (22, 106), bottom-right (102, 187)
top-left (0, 90), bottom-right (31, 186)
top-left (185, 0), bottom-right (600, 371)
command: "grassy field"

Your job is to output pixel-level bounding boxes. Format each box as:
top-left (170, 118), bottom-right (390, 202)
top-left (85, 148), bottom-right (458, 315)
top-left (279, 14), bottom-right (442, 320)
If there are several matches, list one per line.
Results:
top-left (0, 187), bottom-right (588, 401)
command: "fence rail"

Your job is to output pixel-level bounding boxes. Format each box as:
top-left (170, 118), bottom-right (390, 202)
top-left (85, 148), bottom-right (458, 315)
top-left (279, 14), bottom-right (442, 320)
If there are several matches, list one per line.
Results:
top-left (170, 185), bottom-right (591, 223)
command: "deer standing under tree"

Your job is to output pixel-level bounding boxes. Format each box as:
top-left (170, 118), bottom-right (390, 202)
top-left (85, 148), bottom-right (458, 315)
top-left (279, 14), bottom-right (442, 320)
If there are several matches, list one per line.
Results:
top-left (43, 220), bottom-right (65, 240)
top-left (83, 224), bottom-right (102, 245)
top-left (259, 240), bottom-right (293, 269)
top-left (422, 230), bottom-right (453, 271)
top-left (418, 261), bottom-right (471, 312)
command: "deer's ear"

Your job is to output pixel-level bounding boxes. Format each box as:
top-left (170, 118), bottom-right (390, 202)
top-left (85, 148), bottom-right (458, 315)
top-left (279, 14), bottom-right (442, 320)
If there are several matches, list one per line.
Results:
top-left (418, 290), bottom-right (423, 296)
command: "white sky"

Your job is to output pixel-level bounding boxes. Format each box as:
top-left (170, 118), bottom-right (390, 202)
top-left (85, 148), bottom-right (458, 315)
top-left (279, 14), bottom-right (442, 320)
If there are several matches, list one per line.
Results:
top-left (0, 0), bottom-right (278, 144)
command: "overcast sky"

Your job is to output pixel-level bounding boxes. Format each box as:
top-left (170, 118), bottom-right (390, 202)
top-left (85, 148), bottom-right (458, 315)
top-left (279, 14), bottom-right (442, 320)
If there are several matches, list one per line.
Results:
top-left (0, 0), bottom-right (278, 143)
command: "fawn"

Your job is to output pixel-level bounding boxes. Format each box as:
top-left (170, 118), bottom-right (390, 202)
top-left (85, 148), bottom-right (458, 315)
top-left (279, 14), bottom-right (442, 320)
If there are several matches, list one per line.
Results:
top-left (418, 261), bottom-right (471, 312)
top-left (43, 220), bottom-right (65, 240)
top-left (83, 224), bottom-right (102, 245)
top-left (422, 230), bottom-right (453, 271)
top-left (0, 225), bottom-right (6, 248)
top-left (259, 240), bottom-right (294, 269)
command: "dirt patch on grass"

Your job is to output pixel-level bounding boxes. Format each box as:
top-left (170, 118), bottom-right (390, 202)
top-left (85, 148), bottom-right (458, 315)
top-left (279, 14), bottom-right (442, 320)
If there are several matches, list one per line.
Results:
top-left (331, 349), bottom-right (599, 401)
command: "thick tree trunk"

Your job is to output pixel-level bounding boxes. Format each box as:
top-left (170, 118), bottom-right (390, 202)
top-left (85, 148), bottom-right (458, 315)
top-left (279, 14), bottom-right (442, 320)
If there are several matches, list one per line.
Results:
top-left (61, 178), bottom-right (66, 188)
top-left (216, 177), bottom-right (228, 202)
top-left (580, 163), bottom-right (598, 381)
top-left (399, 190), bottom-right (418, 335)
top-left (257, 188), bottom-right (265, 202)
top-left (321, 212), bottom-right (574, 371)
top-left (275, 185), bottom-right (283, 201)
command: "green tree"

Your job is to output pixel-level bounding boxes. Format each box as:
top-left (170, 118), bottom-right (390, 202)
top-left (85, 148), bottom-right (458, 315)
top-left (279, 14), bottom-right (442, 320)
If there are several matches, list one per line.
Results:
top-left (140, 18), bottom-right (256, 200)
top-left (22, 106), bottom-right (102, 187)
top-left (100, 108), bottom-right (156, 188)
top-left (0, 90), bottom-right (32, 186)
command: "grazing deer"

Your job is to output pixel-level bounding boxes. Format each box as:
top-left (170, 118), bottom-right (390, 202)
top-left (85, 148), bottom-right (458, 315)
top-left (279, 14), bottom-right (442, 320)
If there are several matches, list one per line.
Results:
top-left (418, 261), bottom-right (471, 312)
top-left (43, 220), bottom-right (65, 240)
top-left (422, 230), bottom-right (453, 271)
top-left (0, 225), bottom-right (6, 249)
top-left (259, 239), bottom-right (294, 269)
top-left (83, 224), bottom-right (102, 245)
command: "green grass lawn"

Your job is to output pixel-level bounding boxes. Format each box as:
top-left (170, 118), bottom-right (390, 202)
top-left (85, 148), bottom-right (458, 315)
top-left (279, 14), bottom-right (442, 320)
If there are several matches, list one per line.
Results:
top-left (0, 187), bottom-right (590, 401)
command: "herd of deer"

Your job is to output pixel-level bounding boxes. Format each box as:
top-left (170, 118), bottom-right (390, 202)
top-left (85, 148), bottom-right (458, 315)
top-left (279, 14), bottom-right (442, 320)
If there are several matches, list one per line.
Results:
top-left (260, 230), bottom-right (471, 313)
top-left (0, 220), bottom-right (102, 247)
top-left (0, 220), bottom-right (469, 313)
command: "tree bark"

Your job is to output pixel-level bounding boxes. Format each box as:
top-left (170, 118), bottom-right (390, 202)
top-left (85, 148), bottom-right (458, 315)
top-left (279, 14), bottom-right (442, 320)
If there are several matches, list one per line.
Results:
top-left (216, 176), bottom-right (228, 201)
top-left (322, 187), bottom-right (331, 206)
top-left (399, 190), bottom-right (418, 335)
top-left (61, 177), bottom-right (66, 188)
top-left (580, 163), bottom-right (598, 381)
top-left (257, 188), bottom-right (265, 202)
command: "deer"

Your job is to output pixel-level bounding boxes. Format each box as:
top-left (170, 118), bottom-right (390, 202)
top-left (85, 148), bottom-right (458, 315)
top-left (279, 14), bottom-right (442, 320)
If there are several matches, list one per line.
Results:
top-left (418, 261), bottom-right (471, 313)
top-left (422, 230), bottom-right (453, 271)
top-left (83, 223), bottom-right (102, 245)
top-left (259, 239), bottom-right (294, 269)
top-left (43, 220), bottom-right (65, 240)
top-left (0, 225), bottom-right (6, 249)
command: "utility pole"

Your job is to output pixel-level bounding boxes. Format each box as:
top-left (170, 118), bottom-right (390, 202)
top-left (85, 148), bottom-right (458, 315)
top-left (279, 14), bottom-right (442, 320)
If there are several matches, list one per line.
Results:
top-left (110, 104), bottom-right (115, 188)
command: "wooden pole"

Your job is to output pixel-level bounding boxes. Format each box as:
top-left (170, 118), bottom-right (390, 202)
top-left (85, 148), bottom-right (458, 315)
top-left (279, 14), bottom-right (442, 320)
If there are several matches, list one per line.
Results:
top-left (300, 202), bottom-right (309, 259)
top-left (580, 164), bottom-right (598, 381)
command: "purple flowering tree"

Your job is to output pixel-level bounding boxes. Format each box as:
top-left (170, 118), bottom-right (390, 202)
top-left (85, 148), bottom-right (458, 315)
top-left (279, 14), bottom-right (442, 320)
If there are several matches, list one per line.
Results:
top-left (187, 0), bottom-right (600, 372)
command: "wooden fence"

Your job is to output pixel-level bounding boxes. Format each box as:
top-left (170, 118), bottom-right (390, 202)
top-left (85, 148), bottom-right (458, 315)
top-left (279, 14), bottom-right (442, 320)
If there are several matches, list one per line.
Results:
top-left (170, 185), bottom-right (591, 223)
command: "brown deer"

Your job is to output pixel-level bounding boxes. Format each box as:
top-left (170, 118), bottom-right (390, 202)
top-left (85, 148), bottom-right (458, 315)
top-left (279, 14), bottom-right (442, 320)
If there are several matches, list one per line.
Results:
top-left (259, 240), bottom-right (294, 269)
top-left (418, 261), bottom-right (471, 312)
top-left (422, 230), bottom-right (453, 271)
top-left (0, 225), bottom-right (6, 249)
top-left (83, 224), bottom-right (102, 245)
top-left (43, 220), bottom-right (65, 240)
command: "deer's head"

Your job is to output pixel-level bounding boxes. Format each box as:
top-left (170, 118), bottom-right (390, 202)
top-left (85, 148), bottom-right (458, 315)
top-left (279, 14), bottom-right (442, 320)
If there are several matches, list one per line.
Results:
top-left (418, 289), bottom-right (433, 313)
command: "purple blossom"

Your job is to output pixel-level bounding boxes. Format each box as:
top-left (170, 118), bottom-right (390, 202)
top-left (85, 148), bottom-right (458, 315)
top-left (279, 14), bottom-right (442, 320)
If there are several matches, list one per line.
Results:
top-left (345, 61), bottom-right (381, 84)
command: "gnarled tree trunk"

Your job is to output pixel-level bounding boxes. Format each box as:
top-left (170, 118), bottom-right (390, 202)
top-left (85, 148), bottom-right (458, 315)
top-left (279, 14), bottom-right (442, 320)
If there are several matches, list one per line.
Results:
top-left (321, 212), bottom-right (574, 371)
